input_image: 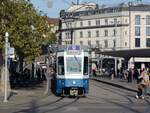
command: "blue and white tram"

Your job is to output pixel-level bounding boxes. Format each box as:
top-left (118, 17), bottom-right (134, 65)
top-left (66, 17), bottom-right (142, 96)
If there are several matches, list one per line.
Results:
top-left (55, 45), bottom-right (89, 96)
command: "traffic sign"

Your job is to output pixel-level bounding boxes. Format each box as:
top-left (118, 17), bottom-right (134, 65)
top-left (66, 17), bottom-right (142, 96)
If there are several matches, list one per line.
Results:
top-left (8, 47), bottom-right (15, 58)
top-left (67, 45), bottom-right (81, 55)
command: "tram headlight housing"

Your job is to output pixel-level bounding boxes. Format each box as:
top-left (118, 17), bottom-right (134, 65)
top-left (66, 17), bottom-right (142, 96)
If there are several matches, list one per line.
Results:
top-left (73, 80), bottom-right (76, 85)
top-left (58, 79), bottom-right (65, 86)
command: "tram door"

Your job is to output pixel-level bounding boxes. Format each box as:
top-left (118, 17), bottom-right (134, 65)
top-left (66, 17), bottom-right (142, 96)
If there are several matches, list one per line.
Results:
top-left (57, 56), bottom-right (64, 75)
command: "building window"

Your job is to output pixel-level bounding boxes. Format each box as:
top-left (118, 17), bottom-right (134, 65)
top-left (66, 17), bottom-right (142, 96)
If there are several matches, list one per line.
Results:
top-left (68, 32), bottom-right (71, 39)
top-left (65, 32), bottom-right (68, 39)
top-left (104, 30), bottom-right (108, 36)
top-left (66, 32), bottom-right (70, 39)
top-left (80, 21), bottom-right (83, 27)
top-left (88, 21), bottom-right (91, 26)
top-left (104, 40), bottom-right (108, 48)
top-left (125, 31), bottom-right (127, 36)
top-left (66, 23), bottom-right (69, 28)
top-left (96, 20), bottom-right (100, 26)
top-left (88, 31), bottom-right (91, 38)
top-left (114, 18), bottom-right (117, 26)
top-left (135, 38), bottom-right (140, 47)
top-left (113, 29), bottom-right (117, 36)
top-left (96, 30), bottom-right (99, 37)
top-left (135, 26), bottom-right (141, 36)
top-left (146, 38), bottom-right (150, 47)
top-left (80, 41), bottom-right (83, 46)
top-left (113, 39), bottom-right (116, 48)
top-left (125, 19), bottom-right (128, 23)
top-left (67, 41), bottom-right (69, 44)
top-left (80, 31), bottom-right (83, 38)
top-left (146, 16), bottom-right (150, 25)
top-left (65, 41), bottom-right (67, 45)
top-left (146, 27), bottom-right (150, 36)
top-left (96, 40), bottom-right (99, 47)
top-left (135, 15), bottom-right (141, 25)
top-left (105, 19), bottom-right (108, 25)
top-left (125, 42), bottom-right (127, 46)
top-left (68, 22), bottom-right (72, 28)
top-left (88, 40), bottom-right (91, 48)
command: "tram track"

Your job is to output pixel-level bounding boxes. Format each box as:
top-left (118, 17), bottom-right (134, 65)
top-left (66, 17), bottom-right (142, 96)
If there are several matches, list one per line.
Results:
top-left (38, 96), bottom-right (80, 113)
top-left (87, 80), bottom-right (145, 113)
top-left (89, 80), bottom-right (135, 103)
top-left (89, 80), bottom-right (150, 111)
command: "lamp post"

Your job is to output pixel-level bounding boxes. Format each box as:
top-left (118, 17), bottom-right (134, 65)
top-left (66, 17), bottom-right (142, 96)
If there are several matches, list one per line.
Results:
top-left (4, 32), bottom-right (9, 102)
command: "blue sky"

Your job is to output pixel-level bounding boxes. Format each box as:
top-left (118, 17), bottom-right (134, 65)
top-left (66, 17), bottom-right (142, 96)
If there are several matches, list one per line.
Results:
top-left (30, 0), bottom-right (150, 18)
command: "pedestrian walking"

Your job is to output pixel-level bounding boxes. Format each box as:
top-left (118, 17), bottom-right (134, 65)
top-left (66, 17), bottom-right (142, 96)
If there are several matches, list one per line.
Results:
top-left (148, 68), bottom-right (150, 80)
top-left (44, 65), bottom-right (55, 94)
top-left (123, 69), bottom-right (128, 80)
top-left (128, 68), bottom-right (132, 83)
top-left (111, 68), bottom-right (115, 80)
top-left (92, 63), bottom-right (97, 77)
top-left (134, 68), bottom-right (139, 80)
top-left (143, 68), bottom-right (150, 97)
top-left (37, 68), bottom-right (41, 82)
top-left (147, 68), bottom-right (150, 94)
top-left (135, 68), bottom-right (148, 99)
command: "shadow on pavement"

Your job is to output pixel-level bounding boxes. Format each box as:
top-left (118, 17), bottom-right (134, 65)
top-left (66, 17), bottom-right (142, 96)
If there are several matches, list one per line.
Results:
top-left (12, 97), bottom-right (80, 113)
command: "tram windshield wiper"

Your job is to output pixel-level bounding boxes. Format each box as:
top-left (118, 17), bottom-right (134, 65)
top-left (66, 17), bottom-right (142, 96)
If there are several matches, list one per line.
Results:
top-left (74, 55), bottom-right (81, 67)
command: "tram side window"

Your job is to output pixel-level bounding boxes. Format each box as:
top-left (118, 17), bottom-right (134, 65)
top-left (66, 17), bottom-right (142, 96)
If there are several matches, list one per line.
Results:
top-left (84, 57), bottom-right (88, 75)
top-left (58, 57), bottom-right (64, 75)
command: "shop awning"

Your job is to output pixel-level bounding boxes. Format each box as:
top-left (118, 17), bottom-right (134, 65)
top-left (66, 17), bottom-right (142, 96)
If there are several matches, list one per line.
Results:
top-left (95, 48), bottom-right (150, 58)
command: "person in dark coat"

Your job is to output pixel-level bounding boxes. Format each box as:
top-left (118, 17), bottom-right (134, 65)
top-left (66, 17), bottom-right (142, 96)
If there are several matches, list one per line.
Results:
top-left (134, 68), bottom-right (140, 80)
top-left (128, 68), bottom-right (132, 82)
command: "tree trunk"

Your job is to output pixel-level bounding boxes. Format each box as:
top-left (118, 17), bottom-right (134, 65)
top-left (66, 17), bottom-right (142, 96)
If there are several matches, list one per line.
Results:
top-left (19, 57), bottom-right (24, 74)
top-left (0, 66), bottom-right (2, 92)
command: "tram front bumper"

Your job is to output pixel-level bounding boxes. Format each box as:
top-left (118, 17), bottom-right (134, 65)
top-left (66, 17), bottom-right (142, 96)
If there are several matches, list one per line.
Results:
top-left (56, 79), bottom-right (89, 95)
top-left (57, 79), bottom-right (89, 87)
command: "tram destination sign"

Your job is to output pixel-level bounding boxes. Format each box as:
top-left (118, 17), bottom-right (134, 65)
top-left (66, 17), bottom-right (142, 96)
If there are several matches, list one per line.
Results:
top-left (67, 45), bottom-right (81, 55)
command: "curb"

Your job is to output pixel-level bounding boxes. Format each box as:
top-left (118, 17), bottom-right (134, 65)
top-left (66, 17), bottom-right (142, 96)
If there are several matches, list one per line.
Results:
top-left (91, 78), bottom-right (138, 93)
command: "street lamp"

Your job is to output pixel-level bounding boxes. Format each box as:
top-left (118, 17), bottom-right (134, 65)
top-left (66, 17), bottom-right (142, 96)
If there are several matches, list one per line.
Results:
top-left (4, 32), bottom-right (9, 102)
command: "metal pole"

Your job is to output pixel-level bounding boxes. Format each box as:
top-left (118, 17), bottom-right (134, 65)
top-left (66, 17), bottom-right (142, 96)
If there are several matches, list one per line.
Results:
top-left (128, 2), bottom-right (131, 49)
top-left (115, 57), bottom-right (117, 77)
top-left (34, 61), bottom-right (36, 78)
top-left (4, 32), bottom-right (9, 102)
top-left (100, 55), bottom-right (103, 75)
top-left (114, 19), bottom-right (117, 77)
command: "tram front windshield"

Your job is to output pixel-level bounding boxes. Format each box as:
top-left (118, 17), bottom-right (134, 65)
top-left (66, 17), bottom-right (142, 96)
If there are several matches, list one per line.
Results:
top-left (66, 56), bottom-right (82, 73)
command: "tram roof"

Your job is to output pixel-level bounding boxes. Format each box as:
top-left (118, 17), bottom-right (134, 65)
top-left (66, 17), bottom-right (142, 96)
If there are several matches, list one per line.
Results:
top-left (95, 48), bottom-right (150, 58)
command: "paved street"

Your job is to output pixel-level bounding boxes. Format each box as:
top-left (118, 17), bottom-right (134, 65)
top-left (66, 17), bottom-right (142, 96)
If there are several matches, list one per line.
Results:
top-left (0, 79), bottom-right (150, 113)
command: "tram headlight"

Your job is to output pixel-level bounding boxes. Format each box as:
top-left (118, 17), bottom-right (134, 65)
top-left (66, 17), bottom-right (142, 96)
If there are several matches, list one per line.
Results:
top-left (73, 80), bottom-right (76, 85)
top-left (62, 81), bottom-right (65, 85)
